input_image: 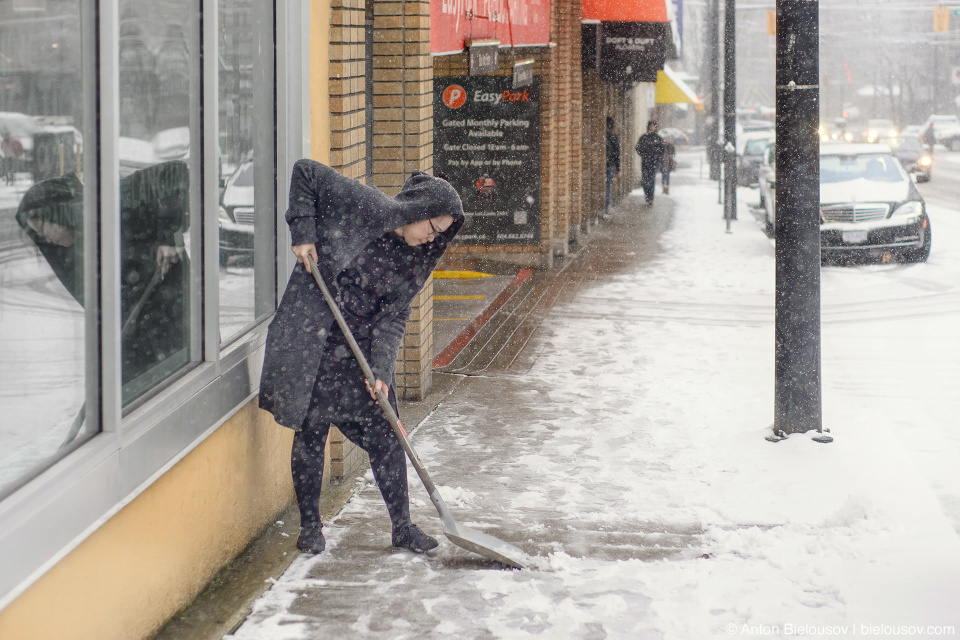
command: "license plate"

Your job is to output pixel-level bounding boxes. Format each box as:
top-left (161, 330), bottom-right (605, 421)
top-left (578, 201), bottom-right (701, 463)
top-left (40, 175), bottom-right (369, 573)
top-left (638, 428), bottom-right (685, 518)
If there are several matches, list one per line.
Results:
top-left (842, 230), bottom-right (868, 244)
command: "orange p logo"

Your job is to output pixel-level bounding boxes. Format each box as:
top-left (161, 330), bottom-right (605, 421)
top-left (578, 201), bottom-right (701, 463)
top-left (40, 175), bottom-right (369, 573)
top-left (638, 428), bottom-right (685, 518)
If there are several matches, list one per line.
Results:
top-left (443, 85), bottom-right (467, 109)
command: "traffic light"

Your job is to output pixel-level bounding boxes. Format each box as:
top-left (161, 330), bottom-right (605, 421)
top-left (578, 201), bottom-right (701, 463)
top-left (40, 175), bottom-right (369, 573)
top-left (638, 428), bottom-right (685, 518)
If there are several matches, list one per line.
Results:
top-left (767, 9), bottom-right (776, 35)
top-left (934, 5), bottom-right (949, 32)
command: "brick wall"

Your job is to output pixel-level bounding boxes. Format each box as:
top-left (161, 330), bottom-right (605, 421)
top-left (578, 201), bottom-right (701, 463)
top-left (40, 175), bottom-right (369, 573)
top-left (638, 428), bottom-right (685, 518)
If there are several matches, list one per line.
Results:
top-left (550, 0), bottom-right (583, 249)
top-left (582, 69), bottom-right (606, 222)
top-left (329, 0), bottom-right (366, 180)
top-left (370, 0), bottom-right (435, 401)
top-left (370, 0), bottom-right (433, 192)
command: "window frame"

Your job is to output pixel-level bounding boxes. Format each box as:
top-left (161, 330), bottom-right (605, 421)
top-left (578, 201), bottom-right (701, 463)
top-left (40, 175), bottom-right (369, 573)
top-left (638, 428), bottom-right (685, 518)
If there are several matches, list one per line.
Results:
top-left (0, 0), bottom-right (308, 609)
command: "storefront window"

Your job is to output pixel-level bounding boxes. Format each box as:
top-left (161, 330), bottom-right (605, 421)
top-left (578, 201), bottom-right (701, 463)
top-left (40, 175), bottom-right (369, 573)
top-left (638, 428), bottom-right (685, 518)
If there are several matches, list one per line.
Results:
top-left (0, 0), bottom-right (93, 498)
top-left (218, 0), bottom-right (275, 341)
top-left (118, 1), bottom-right (201, 404)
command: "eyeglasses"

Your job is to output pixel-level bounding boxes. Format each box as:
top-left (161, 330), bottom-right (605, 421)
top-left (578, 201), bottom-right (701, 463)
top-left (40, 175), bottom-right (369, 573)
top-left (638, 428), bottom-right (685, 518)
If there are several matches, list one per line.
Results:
top-left (427, 219), bottom-right (442, 241)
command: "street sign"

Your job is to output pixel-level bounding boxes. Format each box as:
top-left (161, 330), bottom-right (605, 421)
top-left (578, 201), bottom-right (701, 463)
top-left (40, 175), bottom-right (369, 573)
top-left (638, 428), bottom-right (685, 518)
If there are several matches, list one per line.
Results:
top-left (434, 76), bottom-right (542, 245)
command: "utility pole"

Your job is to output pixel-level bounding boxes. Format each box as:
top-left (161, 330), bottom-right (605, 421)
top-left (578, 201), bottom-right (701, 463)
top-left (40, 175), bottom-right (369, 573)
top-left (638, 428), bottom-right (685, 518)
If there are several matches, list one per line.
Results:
top-left (723, 0), bottom-right (737, 222)
top-left (772, 0), bottom-right (829, 441)
top-left (708, 0), bottom-right (721, 180)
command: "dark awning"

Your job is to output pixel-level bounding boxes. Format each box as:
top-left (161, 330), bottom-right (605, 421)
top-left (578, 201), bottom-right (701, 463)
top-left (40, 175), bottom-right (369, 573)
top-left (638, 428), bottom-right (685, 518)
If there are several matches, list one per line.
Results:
top-left (592, 21), bottom-right (669, 85)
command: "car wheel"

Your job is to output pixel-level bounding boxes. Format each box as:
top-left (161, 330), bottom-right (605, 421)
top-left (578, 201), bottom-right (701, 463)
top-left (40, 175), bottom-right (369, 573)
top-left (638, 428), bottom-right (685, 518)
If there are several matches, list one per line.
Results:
top-left (219, 250), bottom-right (231, 268)
top-left (949, 138), bottom-right (960, 152)
top-left (901, 218), bottom-right (932, 263)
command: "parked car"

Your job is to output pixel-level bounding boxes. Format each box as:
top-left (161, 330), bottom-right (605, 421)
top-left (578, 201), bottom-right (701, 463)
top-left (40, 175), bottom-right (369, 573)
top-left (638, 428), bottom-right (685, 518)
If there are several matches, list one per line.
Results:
top-left (659, 127), bottom-right (690, 146)
top-left (863, 119), bottom-right (898, 143)
top-left (218, 160), bottom-right (255, 266)
top-left (921, 114), bottom-right (960, 150)
top-left (738, 135), bottom-right (774, 186)
top-left (884, 135), bottom-right (932, 182)
top-left (757, 142), bottom-right (776, 234)
top-left (819, 143), bottom-right (931, 263)
top-left (901, 124), bottom-right (923, 139)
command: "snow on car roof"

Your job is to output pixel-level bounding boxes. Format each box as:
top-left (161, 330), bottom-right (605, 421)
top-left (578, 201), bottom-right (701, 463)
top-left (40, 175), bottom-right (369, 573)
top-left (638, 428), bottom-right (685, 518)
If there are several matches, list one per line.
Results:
top-left (820, 142), bottom-right (892, 155)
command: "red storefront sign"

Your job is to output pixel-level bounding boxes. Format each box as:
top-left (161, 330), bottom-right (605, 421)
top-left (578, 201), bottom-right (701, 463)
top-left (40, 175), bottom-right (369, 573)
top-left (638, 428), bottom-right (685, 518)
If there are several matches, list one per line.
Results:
top-left (582, 0), bottom-right (668, 23)
top-left (431, 0), bottom-right (551, 54)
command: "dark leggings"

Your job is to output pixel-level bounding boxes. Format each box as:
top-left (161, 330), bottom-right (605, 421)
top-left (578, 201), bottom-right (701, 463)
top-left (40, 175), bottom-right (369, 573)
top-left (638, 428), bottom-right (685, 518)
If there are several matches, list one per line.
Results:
top-left (292, 418), bottom-right (410, 531)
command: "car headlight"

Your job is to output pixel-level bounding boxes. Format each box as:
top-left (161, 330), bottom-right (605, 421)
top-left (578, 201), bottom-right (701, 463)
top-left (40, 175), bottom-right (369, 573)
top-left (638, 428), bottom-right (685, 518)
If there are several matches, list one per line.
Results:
top-left (219, 205), bottom-right (231, 223)
top-left (919, 156), bottom-right (932, 167)
top-left (890, 200), bottom-right (923, 221)
top-left (843, 132), bottom-right (853, 142)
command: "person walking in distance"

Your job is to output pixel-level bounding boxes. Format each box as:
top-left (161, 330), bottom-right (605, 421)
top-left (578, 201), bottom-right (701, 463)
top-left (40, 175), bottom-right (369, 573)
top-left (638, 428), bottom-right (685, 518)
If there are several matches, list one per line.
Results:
top-left (635, 120), bottom-right (665, 204)
top-left (1, 130), bottom-right (24, 185)
top-left (259, 160), bottom-right (464, 556)
top-left (921, 123), bottom-right (935, 156)
top-left (660, 137), bottom-right (676, 195)
top-left (605, 117), bottom-right (621, 215)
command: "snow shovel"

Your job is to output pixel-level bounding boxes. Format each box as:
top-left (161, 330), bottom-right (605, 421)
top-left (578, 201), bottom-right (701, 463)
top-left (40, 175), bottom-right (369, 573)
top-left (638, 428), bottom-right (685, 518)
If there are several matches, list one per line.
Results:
top-left (307, 256), bottom-right (526, 569)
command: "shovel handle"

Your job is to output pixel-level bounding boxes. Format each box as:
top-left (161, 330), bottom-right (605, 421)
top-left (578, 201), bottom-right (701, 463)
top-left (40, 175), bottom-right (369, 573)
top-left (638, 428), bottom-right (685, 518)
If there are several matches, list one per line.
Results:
top-left (306, 257), bottom-right (439, 498)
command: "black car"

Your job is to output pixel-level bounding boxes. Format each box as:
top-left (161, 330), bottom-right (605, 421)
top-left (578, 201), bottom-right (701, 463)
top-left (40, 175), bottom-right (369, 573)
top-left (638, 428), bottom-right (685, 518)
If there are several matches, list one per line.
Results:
top-left (218, 160), bottom-right (255, 266)
top-left (884, 136), bottom-right (931, 183)
top-left (820, 143), bottom-right (931, 263)
top-left (738, 136), bottom-right (773, 186)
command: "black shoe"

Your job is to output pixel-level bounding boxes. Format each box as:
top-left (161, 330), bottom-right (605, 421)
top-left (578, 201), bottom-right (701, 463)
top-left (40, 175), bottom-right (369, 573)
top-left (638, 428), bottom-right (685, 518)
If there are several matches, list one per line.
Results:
top-left (392, 523), bottom-right (439, 553)
top-left (297, 524), bottom-right (325, 554)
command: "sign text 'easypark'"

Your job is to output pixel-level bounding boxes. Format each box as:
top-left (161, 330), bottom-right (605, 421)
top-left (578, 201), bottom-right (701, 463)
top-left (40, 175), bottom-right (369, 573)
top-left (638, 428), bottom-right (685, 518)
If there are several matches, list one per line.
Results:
top-left (472, 89), bottom-right (532, 106)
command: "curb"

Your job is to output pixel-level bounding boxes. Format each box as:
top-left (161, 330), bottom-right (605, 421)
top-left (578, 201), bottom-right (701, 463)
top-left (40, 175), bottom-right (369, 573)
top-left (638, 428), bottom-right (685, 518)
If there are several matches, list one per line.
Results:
top-left (432, 267), bottom-right (535, 368)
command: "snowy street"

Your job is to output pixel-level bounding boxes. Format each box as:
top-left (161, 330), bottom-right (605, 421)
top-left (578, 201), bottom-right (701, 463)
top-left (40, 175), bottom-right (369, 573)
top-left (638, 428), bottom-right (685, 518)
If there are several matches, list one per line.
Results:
top-left (226, 149), bottom-right (960, 639)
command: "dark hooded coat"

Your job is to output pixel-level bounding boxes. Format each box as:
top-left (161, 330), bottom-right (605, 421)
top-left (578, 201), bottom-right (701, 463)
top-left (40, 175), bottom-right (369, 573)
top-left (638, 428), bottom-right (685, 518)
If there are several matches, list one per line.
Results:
top-left (259, 159), bottom-right (464, 430)
top-left (15, 162), bottom-right (190, 385)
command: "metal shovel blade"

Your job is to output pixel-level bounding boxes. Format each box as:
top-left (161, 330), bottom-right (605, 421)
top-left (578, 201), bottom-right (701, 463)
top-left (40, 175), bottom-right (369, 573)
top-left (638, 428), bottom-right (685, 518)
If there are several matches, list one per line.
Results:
top-left (442, 521), bottom-right (528, 569)
top-left (429, 489), bottom-right (526, 569)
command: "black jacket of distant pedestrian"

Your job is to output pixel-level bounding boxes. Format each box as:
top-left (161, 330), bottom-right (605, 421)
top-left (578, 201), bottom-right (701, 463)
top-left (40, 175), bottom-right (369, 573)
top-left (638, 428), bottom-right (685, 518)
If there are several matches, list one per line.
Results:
top-left (635, 130), bottom-right (666, 172)
top-left (259, 160), bottom-right (464, 431)
top-left (606, 127), bottom-right (621, 172)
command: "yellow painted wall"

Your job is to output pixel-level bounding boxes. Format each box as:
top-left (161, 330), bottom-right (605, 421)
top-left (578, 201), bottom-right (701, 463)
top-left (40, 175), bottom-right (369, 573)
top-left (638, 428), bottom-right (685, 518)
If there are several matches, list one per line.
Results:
top-left (0, 4), bottom-right (333, 637)
top-left (0, 402), bottom-right (294, 640)
top-left (311, 0), bottom-right (331, 163)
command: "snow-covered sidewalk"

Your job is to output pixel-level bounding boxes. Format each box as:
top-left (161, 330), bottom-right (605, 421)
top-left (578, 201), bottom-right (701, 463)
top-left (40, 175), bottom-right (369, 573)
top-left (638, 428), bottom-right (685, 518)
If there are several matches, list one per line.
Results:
top-left (228, 151), bottom-right (960, 639)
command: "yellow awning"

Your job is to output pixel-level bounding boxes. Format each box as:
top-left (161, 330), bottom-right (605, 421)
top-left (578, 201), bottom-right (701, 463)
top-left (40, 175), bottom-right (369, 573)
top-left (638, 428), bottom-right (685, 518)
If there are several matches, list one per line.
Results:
top-left (655, 67), bottom-right (700, 105)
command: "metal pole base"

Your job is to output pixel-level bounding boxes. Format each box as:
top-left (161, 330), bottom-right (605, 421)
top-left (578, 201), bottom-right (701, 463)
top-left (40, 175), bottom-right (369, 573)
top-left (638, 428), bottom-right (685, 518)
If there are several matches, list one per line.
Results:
top-left (764, 428), bottom-right (788, 443)
top-left (811, 430), bottom-right (834, 444)
top-left (765, 427), bottom-right (834, 443)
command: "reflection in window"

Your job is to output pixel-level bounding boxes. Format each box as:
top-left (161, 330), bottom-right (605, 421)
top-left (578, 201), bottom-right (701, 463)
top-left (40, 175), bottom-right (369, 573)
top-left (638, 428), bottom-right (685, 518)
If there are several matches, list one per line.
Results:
top-left (118, 1), bottom-right (199, 404)
top-left (218, 0), bottom-right (274, 341)
top-left (0, 0), bottom-right (91, 498)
